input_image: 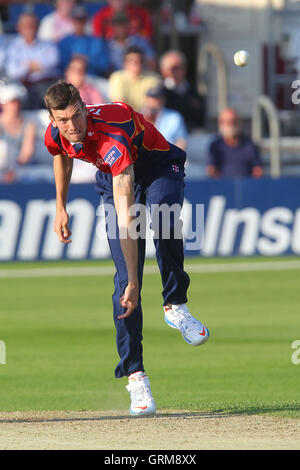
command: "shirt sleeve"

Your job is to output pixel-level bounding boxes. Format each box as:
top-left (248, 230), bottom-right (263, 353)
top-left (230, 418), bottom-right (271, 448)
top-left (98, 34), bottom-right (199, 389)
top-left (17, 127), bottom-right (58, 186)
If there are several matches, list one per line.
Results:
top-left (57, 37), bottom-right (71, 72)
top-left (37, 15), bottom-right (54, 41)
top-left (90, 38), bottom-right (109, 75)
top-left (102, 137), bottom-right (133, 177)
top-left (44, 125), bottom-right (66, 157)
top-left (5, 41), bottom-right (29, 81)
top-left (134, 36), bottom-right (156, 59)
top-left (207, 139), bottom-right (219, 168)
top-left (37, 41), bottom-right (60, 71)
top-left (173, 113), bottom-right (188, 141)
top-left (137, 7), bottom-right (153, 39)
top-left (92, 8), bottom-right (106, 37)
top-left (250, 143), bottom-right (263, 168)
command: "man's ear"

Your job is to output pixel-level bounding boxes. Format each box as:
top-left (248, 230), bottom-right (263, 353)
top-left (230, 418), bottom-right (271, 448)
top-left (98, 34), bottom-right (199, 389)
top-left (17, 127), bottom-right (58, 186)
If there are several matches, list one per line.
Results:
top-left (49, 113), bottom-right (57, 127)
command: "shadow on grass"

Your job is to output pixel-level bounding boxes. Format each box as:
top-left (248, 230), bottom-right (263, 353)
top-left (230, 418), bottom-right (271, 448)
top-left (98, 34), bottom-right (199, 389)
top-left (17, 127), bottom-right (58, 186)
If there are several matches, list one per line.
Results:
top-left (0, 411), bottom-right (226, 424)
top-left (1, 404), bottom-right (300, 424)
top-left (206, 403), bottom-right (300, 417)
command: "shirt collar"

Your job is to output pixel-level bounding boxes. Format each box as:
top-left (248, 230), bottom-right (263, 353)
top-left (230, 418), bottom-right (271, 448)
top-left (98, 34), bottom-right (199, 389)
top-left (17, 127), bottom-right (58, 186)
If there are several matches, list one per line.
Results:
top-left (85, 115), bottom-right (100, 141)
top-left (19, 36), bottom-right (38, 47)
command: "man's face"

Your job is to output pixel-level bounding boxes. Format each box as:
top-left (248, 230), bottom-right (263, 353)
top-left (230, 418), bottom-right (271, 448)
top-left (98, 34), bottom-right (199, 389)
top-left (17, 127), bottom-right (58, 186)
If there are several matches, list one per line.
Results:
top-left (50, 102), bottom-right (88, 143)
top-left (124, 52), bottom-right (143, 76)
top-left (18, 15), bottom-right (38, 43)
top-left (161, 54), bottom-right (186, 85)
top-left (218, 109), bottom-right (240, 139)
top-left (72, 17), bottom-right (86, 36)
top-left (2, 99), bottom-right (21, 117)
top-left (112, 21), bottom-right (130, 40)
top-left (57, 0), bottom-right (75, 17)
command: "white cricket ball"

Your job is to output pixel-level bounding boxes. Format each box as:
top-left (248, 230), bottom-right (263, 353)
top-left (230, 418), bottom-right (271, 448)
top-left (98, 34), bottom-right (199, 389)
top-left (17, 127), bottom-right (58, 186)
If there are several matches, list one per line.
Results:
top-left (234, 50), bottom-right (250, 67)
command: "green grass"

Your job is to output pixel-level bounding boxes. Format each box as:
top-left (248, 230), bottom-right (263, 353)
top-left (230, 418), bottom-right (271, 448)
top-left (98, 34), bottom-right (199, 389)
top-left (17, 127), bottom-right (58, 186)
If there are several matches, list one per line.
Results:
top-left (0, 257), bottom-right (300, 418)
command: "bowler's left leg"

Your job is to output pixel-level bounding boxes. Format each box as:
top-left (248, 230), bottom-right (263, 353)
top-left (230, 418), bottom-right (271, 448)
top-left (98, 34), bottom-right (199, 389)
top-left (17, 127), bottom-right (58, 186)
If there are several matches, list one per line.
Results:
top-left (145, 165), bottom-right (210, 346)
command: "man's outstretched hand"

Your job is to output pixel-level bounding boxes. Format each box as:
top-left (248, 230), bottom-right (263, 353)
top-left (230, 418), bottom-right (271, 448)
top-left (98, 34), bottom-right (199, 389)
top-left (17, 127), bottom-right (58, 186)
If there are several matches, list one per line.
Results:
top-left (54, 209), bottom-right (72, 244)
top-left (118, 281), bottom-right (139, 319)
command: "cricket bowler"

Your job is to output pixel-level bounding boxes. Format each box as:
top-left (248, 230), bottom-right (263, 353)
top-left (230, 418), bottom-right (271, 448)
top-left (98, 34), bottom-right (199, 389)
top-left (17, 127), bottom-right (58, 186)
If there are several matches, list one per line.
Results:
top-left (44, 81), bottom-right (209, 416)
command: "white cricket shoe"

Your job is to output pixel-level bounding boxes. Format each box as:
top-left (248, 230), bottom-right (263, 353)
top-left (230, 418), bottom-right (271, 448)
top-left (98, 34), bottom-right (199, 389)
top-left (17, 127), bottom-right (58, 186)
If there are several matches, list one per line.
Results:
top-left (126, 371), bottom-right (156, 416)
top-left (164, 303), bottom-right (210, 346)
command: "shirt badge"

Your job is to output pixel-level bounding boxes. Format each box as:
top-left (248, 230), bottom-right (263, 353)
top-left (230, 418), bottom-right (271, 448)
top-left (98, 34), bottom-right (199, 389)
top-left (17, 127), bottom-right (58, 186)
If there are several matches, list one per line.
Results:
top-left (103, 145), bottom-right (122, 167)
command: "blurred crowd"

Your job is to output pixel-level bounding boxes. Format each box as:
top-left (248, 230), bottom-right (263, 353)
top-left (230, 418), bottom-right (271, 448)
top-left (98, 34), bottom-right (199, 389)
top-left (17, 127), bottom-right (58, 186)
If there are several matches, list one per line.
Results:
top-left (0, 0), bottom-right (263, 184)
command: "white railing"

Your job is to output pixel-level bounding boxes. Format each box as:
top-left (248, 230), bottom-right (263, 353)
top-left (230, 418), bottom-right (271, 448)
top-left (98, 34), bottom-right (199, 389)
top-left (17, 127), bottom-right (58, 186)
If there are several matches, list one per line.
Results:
top-left (251, 95), bottom-right (281, 178)
top-left (197, 42), bottom-right (228, 115)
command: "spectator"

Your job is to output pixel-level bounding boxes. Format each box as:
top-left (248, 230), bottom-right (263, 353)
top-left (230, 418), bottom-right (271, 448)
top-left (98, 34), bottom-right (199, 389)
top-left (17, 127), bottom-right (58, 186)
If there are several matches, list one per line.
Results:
top-left (0, 34), bottom-right (8, 76)
top-left (207, 108), bottom-right (263, 179)
top-left (108, 11), bottom-right (156, 72)
top-left (142, 85), bottom-right (188, 150)
top-left (160, 50), bottom-right (205, 131)
top-left (109, 46), bottom-right (161, 111)
top-left (38, 0), bottom-right (76, 42)
top-left (58, 5), bottom-right (109, 77)
top-left (5, 12), bottom-right (60, 109)
top-left (0, 82), bottom-right (36, 183)
top-left (65, 56), bottom-right (105, 105)
top-left (93, 0), bottom-right (153, 40)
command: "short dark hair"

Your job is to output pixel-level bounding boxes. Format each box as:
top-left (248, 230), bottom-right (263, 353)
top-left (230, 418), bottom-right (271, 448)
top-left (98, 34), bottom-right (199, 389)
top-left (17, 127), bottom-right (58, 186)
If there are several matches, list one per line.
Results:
top-left (111, 11), bottom-right (129, 25)
top-left (44, 81), bottom-right (84, 115)
top-left (67, 54), bottom-right (88, 71)
top-left (124, 46), bottom-right (144, 59)
top-left (18, 12), bottom-right (39, 26)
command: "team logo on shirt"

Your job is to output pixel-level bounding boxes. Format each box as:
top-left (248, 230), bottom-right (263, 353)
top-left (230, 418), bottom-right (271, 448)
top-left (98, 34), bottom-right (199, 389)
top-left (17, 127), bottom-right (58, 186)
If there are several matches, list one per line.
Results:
top-left (96, 157), bottom-right (104, 166)
top-left (96, 152), bottom-right (104, 165)
top-left (103, 145), bottom-right (122, 167)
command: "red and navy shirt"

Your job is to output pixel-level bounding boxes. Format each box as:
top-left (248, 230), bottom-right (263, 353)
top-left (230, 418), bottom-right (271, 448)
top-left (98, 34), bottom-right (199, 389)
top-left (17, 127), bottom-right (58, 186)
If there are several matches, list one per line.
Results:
top-left (44, 102), bottom-right (184, 178)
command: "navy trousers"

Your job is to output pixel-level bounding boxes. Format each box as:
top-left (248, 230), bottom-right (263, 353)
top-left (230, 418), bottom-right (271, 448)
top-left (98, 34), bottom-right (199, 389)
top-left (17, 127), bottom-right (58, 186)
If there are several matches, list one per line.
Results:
top-left (95, 163), bottom-right (190, 378)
